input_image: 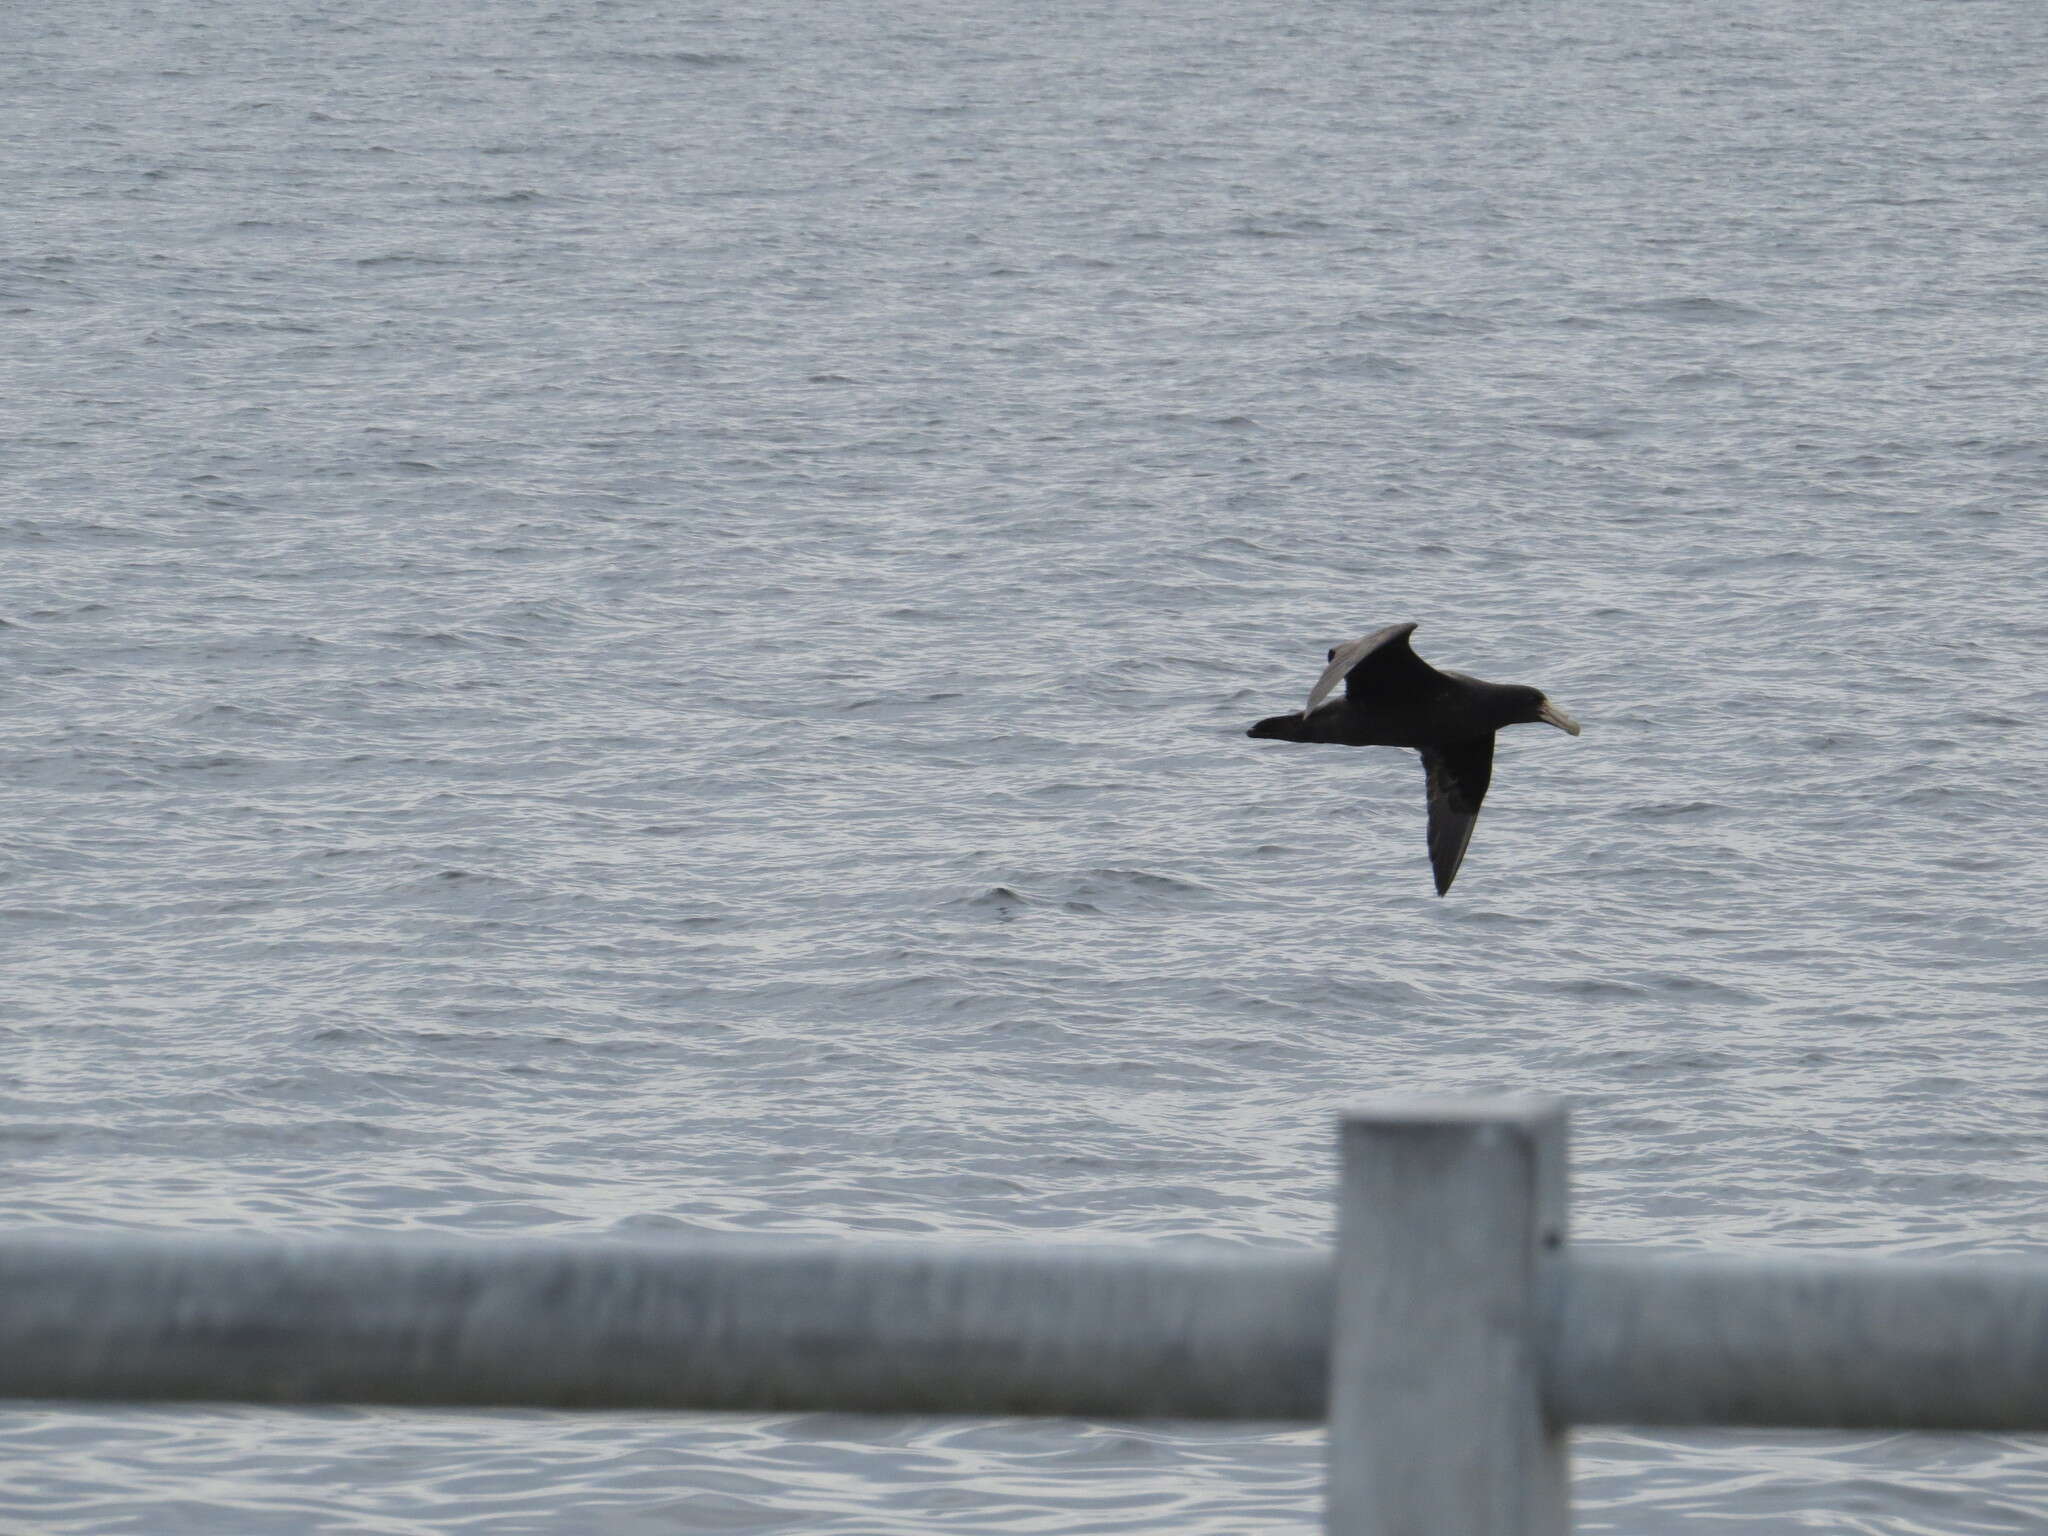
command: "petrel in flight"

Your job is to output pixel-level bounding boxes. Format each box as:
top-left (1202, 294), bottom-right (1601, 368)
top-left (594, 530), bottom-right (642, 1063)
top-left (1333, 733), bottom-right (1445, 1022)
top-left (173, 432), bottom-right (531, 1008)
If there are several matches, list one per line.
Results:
top-left (1247, 623), bottom-right (1580, 894)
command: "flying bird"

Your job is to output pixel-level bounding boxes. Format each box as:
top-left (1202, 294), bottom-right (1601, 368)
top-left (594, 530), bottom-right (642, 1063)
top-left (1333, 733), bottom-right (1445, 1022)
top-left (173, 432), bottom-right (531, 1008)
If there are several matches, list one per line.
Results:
top-left (1246, 623), bottom-right (1580, 895)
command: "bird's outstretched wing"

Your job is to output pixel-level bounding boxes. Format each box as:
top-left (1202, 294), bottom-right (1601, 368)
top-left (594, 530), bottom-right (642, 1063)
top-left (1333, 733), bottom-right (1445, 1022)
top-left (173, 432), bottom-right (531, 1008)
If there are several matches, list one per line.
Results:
top-left (1420, 737), bottom-right (1494, 895)
top-left (1302, 622), bottom-right (1427, 714)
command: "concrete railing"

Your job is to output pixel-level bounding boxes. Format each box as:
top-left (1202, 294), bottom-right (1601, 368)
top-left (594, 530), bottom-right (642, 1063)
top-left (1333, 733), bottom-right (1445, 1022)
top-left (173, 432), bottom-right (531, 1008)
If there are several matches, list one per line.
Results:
top-left (5, 1098), bottom-right (2046, 1534)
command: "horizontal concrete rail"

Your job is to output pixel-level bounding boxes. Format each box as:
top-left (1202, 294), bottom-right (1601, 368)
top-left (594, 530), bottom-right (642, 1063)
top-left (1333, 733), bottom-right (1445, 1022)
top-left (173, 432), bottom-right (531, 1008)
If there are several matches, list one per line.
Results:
top-left (1553, 1252), bottom-right (2048, 1431)
top-left (4, 1232), bottom-right (2048, 1431)
top-left (0, 1232), bottom-right (1332, 1419)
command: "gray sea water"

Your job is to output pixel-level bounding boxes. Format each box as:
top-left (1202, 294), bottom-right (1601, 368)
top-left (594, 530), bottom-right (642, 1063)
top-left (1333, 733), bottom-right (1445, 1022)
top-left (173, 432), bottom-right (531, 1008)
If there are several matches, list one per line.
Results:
top-left (6, 0), bottom-right (2047, 1529)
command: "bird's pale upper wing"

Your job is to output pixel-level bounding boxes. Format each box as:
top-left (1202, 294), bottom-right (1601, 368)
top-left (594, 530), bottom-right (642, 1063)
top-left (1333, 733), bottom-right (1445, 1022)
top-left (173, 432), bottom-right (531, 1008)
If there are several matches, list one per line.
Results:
top-left (1420, 737), bottom-right (1494, 896)
top-left (1301, 622), bottom-right (1424, 714)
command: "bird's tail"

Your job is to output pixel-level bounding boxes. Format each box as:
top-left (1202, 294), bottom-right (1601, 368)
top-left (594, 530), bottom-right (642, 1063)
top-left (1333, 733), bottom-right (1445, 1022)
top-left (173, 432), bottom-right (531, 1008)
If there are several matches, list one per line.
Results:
top-left (1247, 712), bottom-right (1314, 741)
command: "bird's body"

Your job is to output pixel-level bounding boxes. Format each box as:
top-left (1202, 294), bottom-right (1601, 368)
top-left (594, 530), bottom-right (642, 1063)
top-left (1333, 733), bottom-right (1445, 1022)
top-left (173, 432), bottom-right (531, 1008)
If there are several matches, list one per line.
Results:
top-left (1247, 623), bottom-right (1580, 895)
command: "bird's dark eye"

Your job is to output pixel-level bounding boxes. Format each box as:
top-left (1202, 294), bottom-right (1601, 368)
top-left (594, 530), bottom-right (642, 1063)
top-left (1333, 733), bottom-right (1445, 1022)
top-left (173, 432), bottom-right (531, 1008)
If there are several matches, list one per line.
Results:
top-left (1327, 648), bottom-right (1336, 662)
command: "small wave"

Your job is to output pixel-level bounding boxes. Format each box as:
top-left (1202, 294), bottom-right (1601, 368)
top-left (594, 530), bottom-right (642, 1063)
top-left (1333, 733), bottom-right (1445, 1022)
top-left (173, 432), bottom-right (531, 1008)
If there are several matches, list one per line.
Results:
top-left (1229, 212), bottom-right (1337, 238)
top-left (1623, 295), bottom-right (1770, 324)
top-left (1345, 305), bottom-right (1497, 336)
top-left (1152, 411), bottom-right (1260, 432)
top-left (1040, 867), bottom-right (1219, 912)
top-left (1548, 978), bottom-right (1656, 1000)
top-left (1621, 800), bottom-right (1727, 820)
top-left (1660, 368), bottom-right (1749, 389)
top-left (1197, 535), bottom-right (1272, 557)
top-left (949, 884), bottom-right (1031, 915)
top-left (1630, 972), bottom-right (1763, 1004)
top-left (1529, 419), bottom-right (1629, 442)
top-left (594, 49), bottom-right (748, 67)
top-left (1288, 351), bottom-right (1418, 380)
top-left (1889, 784), bottom-right (1987, 809)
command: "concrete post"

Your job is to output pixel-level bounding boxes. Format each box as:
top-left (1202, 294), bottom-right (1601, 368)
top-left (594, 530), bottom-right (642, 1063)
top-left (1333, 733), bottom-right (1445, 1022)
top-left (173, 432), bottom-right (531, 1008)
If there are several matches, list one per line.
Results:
top-left (1327, 1098), bottom-right (1569, 1536)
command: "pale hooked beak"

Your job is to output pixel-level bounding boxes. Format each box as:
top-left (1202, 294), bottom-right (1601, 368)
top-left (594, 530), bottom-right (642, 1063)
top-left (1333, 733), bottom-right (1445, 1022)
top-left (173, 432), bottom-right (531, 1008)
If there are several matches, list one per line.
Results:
top-left (1539, 699), bottom-right (1582, 736)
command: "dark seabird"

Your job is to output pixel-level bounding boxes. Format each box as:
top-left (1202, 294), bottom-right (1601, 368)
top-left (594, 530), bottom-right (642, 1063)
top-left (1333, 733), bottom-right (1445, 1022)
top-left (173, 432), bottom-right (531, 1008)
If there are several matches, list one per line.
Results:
top-left (1246, 623), bottom-right (1581, 895)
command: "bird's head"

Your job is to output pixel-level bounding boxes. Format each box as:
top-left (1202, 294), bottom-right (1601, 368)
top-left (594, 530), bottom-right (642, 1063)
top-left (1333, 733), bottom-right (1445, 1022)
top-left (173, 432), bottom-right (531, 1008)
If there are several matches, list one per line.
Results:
top-left (1504, 685), bottom-right (1581, 736)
